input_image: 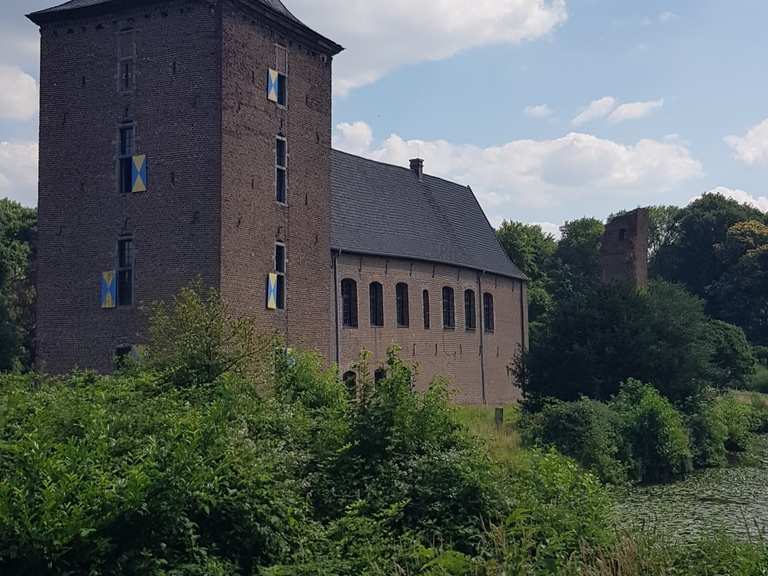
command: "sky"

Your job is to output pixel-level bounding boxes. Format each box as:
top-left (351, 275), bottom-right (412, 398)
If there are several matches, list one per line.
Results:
top-left (2, 0), bottom-right (768, 237)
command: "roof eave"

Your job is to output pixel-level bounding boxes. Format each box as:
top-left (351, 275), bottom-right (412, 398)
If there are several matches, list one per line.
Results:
top-left (330, 247), bottom-right (528, 282)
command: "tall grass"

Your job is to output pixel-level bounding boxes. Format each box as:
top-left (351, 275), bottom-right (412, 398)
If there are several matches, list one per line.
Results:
top-left (454, 405), bottom-right (522, 464)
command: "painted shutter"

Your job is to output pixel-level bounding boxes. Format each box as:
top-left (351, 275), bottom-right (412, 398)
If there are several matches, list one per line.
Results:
top-left (131, 154), bottom-right (147, 193)
top-left (267, 68), bottom-right (279, 102)
top-left (267, 273), bottom-right (278, 310)
top-left (101, 271), bottom-right (117, 309)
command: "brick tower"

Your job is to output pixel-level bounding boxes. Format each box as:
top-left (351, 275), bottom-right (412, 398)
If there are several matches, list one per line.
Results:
top-left (28, 0), bottom-right (342, 372)
top-left (600, 208), bottom-right (650, 288)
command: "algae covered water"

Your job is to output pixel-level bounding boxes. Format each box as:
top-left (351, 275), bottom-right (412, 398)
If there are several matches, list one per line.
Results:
top-left (616, 436), bottom-right (768, 542)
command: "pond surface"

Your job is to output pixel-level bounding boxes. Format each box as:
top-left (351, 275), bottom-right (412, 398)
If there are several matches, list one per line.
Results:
top-left (616, 436), bottom-right (768, 542)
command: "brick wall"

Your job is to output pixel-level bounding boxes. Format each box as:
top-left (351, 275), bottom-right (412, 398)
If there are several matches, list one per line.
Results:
top-left (219, 0), bottom-right (333, 358)
top-left (36, 0), bottom-right (222, 373)
top-left (333, 253), bottom-right (525, 405)
top-left (600, 208), bottom-right (649, 288)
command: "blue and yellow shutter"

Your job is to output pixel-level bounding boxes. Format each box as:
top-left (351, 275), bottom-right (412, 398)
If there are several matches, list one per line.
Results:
top-left (267, 68), bottom-right (279, 103)
top-left (101, 271), bottom-right (116, 309)
top-left (267, 273), bottom-right (278, 310)
top-left (131, 154), bottom-right (147, 193)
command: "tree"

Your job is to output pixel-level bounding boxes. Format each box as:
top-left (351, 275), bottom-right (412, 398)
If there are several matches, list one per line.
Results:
top-left (520, 281), bottom-right (725, 408)
top-left (550, 218), bottom-right (605, 298)
top-left (496, 221), bottom-right (557, 322)
top-left (0, 199), bottom-right (36, 370)
top-left (652, 193), bottom-right (766, 297)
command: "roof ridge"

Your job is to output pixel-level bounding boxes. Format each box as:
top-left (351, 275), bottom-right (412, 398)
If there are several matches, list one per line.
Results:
top-left (331, 148), bottom-right (470, 189)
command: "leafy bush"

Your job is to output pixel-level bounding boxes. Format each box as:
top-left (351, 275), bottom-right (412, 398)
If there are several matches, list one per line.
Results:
top-left (483, 450), bottom-right (616, 574)
top-left (714, 394), bottom-right (755, 453)
top-left (521, 281), bottom-right (718, 408)
top-left (750, 364), bottom-right (768, 394)
top-left (612, 380), bottom-right (693, 483)
top-left (701, 320), bottom-right (756, 389)
top-left (686, 399), bottom-right (728, 468)
top-left (521, 399), bottom-right (628, 484)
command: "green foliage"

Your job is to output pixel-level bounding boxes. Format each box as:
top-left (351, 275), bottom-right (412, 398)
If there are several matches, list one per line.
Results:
top-left (145, 281), bottom-right (271, 388)
top-left (652, 192), bottom-right (766, 297)
top-left (0, 199), bottom-right (36, 371)
top-left (701, 320), bottom-right (757, 389)
top-left (686, 398), bottom-right (728, 468)
top-left (496, 221), bottom-right (557, 322)
top-left (612, 380), bottom-right (692, 483)
top-left (484, 449), bottom-right (616, 574)
top-left (521, 281), bottom-right (716, 406)
top-left (751, 365), bottom-right (768, 394)
top-left (550, 218), bottom-right (605, 298)
top-left (714, 394), bottom-right (755, 453)
top-left (521, 399), bottom-right (628, 484)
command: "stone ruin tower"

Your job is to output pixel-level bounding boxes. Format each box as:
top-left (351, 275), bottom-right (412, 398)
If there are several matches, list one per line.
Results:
top-left (600, 208), bottom-right (650, 289)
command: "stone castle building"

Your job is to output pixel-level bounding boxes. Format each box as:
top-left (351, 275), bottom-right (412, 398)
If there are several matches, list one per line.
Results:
top-left (28, 0), bottom-right (528, 405)
top-left (600, 208), bottom-right (649, 289)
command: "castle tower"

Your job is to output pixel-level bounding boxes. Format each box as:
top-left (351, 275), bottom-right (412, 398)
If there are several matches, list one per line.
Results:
top-left (600, 208), bottom-right (650, 289)
top-left (28, 0), bottom-right (342, 372)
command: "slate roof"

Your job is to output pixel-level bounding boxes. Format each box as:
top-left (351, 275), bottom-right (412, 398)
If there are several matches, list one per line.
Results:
top-left (27, 0), bottom-right (343, 54)
top-left (331, 150), bottom-right (526, 280)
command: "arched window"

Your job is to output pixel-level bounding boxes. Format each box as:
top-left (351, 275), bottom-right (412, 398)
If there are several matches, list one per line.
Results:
top-left (374, 368), bottom-right (387, 383)
top-left (422, 290), bottom-right (431, 330)
top-left (483, 292), bottom-right (495, 333)
top-left (464, 289), bottom-right (477, 331)
top-left (341, 279), bottom-right (358, 328)
top-left (442, 287), bottom-right (455, 329)
top-left (369, 282), bottom-right (384, 327)
top-left (343, 371), bottom-right (357, 398)
top-left (396, 283), bottom-right (410, 327)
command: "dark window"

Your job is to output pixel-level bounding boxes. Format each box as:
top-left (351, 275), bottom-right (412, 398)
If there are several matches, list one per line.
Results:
top-left (276, 137), bottom-right (287, 204)
top-left (118, 31), bottom-right (135, 92)
top-left (619, 228), bottom-right (627, 241)
top-left (442, 287), bottom-right (455, 329)
top-left (396, 283), bottom-right (409, 327)
top-left (341, 279), bottom-right (358, 328)
top-left (275, 244), bottom-right (286, 310)
top-left (276, 74), bottom-right (287, 106)
top-left (343, 371), bottom-right (357, 399)
top-left (369, 282), bottom-right (384, 327)
top-left (465, 289), bottom-right (477, 331)
top-left (483, 293), bottom-right (495, 333)
top-left (117, 238), bottom-right (133, 307)
top-left (374, 368), bottom-right (386, 383)
top-left (422, 290), bottom-right (431, 330)
top-left (119, 125), bottom-right (134, 194)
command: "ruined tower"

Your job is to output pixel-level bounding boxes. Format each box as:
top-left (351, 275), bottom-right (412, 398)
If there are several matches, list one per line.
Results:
top-left (28, 0), bottom-right (342, 372)
top-left (600, 208), bottom-right (650, 288)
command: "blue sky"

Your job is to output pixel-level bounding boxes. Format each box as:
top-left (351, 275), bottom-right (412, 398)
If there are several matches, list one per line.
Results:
top-left (2, 0), bottom-right (768, 234)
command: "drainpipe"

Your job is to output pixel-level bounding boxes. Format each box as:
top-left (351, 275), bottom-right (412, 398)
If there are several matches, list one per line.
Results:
top-left (333, 250), bottom-right (341, 366)
top-left (478, 270), bottom-right (487, 405)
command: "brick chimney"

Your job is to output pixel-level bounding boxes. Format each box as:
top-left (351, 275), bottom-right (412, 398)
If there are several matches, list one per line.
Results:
top-left (410, 158), bottom-right (424, 181)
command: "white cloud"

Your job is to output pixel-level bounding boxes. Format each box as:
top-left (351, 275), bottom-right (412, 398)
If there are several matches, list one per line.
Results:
top-left (725, 118), bottom-right (768, 166)
top-left (0, 141), bottom-right (38, 206)
top-left (524, 104), bottom-right (554, 119)
top-left (659, 11), bottom-right (678, 24)
top-left (289, 0), bottom-right (568, 95)
top-left (334, 121), bottom-right (374, 156)
top-left (608, 98), bottom-right (664, 123)
top-left (0, 65), bottom-right (38, 121)
top-left (692, 186), bottom-right (768, 213)
top-left (333, 122), bottom-right (703, 221)
top-left (532, 221), bottom-right (563, 239)
top-left (572, 97), bottom-right (617, 126)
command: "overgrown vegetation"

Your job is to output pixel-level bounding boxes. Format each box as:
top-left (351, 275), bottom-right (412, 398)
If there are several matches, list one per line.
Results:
top-left (2, 285), bottom-right (766, 575)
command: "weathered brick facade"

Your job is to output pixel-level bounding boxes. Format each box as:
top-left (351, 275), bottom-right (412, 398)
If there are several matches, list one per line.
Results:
top-left (332, 254), bottom-right (526, 405)
top-left (31, 0), bottom-right (528, 405)
top-left (600, 208), bottom-right (649, 289)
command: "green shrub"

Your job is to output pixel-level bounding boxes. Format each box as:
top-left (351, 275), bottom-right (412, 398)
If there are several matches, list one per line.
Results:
top-left (687, 399), bottom-right (728, 468)
top-left (612, 380), bottom-right (693, 483)
top-left (521, 399), bottom-right (628, 484)
top-left (484, 450), bottom-right (615, 574)
top-left (701, 320), bottom-right (756, 390)
top-left (750, 364), bottom-right (768, 394)
top-left (714, 394), bottom-right (755, 452)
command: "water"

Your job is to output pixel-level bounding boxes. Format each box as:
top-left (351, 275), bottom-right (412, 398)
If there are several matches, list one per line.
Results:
top-left (616, 437), bottom-right (768, 542)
